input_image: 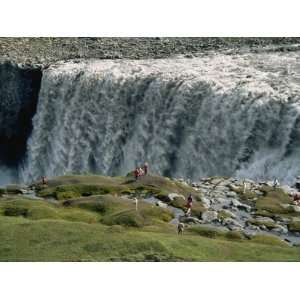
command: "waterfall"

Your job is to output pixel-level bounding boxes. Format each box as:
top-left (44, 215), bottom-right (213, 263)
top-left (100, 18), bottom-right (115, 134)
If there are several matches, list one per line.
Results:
top-left (21, 52), bottom-right (300, 183)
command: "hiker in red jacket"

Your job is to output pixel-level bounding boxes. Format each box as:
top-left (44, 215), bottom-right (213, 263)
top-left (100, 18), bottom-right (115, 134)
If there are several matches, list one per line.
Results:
top-left (186, 194), bottom-right (193, 216)
top-left (143, 162), bottom-right (149, 175)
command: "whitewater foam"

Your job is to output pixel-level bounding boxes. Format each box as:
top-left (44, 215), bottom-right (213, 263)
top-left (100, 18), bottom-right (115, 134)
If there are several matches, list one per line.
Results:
top-left (21, 52), bottom-right (300, 183)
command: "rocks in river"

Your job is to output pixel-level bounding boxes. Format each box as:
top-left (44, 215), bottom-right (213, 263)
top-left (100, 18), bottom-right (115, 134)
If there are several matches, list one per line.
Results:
top-left (201, 210), bottom-right (218, 223)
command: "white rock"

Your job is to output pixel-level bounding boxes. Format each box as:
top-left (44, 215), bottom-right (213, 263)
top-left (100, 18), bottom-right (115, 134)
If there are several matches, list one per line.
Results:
top-left (168, 193), bottom-right (185, 201)
top-left (223, 218), bottom-right (242, 228)
top-left (201, 197), bottom-right (211, 208)
top-left (156, 201), bottom-right (168, 209)
top-left (201, 211), bottom-right (218, 223)
top-left (255, 216), bottom-right (275, 223)
top-left (226, 191), bottom-right (237, 198)
top-left (271, 225), bottom-right (288, 234)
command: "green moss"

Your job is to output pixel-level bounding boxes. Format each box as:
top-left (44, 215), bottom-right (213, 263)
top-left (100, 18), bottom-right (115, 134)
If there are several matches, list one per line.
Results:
top-left (188, 226), bottom-right (226, 239)
top-left (218, 210), bottom-right (232, 221)
top-left (250, 234), bottom-right (289, 247)
top-left (246, 218), bottom-right (279, 230)
top-left (3, 206), bottom-right (29, 217)
top-left (56, 191), bottom-right (81, 200)
top-left (255, 188), bottom-right (294, 216)
top-left (288, 220), bottom-right (300, 232)
top-left (225, 230), bottom-right (245, 241)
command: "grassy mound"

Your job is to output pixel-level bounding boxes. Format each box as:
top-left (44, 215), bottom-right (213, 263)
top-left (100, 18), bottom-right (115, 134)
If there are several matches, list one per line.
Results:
top-left (255, 187), bottom-right (295, 217)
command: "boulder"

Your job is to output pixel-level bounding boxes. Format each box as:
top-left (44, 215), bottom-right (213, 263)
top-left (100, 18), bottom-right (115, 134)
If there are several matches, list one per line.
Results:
top-left (200, 197), bottom-right (211, 208)
top-left (179, 216), bottom-right (202, 224)
top-left (5, 184), bottom-right (29, 195)
top-left (271, 225), bottom-right (288, 234)
top-left (156, 201), bottom-right (168, 209)
top-left (291, 205), bottom-right (300, 213)
top-left (226, 191), bottom-right (237, 198)
top-left (231, 199), bottom-right (251, 212)
top-left (168, 193), bottom-right (185, 202)
top-left (246, 224), bottom-right (260, 231)
top-left (255, 216), bottom-right (275, 224)
top-left (222, 217), bottom-right (243, 228)
top-left (201, 211), bottom-right (218, 223)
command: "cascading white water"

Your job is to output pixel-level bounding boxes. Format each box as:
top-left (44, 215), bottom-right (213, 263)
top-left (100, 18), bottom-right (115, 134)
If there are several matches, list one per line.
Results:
top-left (21, 52), bottom-right (300, 183)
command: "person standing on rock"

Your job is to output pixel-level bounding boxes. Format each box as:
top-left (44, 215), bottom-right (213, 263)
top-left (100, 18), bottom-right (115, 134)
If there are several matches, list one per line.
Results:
top-left (143, 162), bottom-right (149, 175)
top-left (273, 178), bottom-right (279, 189)
top-left (186, 194), bottom-right (193, 216)
top-left (243, 179), bottom-right (247, 194)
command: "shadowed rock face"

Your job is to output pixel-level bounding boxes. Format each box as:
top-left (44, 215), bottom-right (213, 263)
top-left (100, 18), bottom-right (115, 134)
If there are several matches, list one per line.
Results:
top-left (0, 62), bottom-right (42, 184)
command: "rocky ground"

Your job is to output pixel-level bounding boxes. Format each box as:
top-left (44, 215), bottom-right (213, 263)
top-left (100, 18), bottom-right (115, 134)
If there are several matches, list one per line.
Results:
top-left (2, 173), bottom-right (300, 261)
top-left (175, 177), bottom-right (300, 246)
top-left (2, 37), bottom-right (300, 67)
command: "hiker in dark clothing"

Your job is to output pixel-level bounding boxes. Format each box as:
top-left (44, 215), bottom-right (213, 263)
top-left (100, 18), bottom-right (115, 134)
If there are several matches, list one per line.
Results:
top-left (177, 222), bottom-right (184, 235)
top-left (41, 176), bottom-right (48, 185)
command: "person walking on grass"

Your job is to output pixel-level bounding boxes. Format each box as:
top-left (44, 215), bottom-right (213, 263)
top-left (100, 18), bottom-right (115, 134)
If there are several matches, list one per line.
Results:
top-left (177, 222), bottom-right (184, 235)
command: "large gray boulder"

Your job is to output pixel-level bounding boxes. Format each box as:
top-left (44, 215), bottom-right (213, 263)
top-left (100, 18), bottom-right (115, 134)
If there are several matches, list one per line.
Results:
top-left (200, 196), bottom-right (211, 208)
top-left (167, 193), bottom-right (185, 202)
top-left (222, 217), bottom-right (243, 228)
top-left (201, 210), bottom-right (218, 223)
top-left (271, 225), bottom-right (288, 234)
top-left (231, 199), bottom-right (251, 212)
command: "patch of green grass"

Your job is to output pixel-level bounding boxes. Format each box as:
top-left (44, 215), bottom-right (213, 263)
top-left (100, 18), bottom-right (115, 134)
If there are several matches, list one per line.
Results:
top-left (255, 188), bottom-right (294, 216)
top-left (246, 218), bottom-right (279, 230)
top-left (188, 226), bottom-right (245, 241)
top-left (218, 210), bottom-right (232, 221)
top-left (0, 216), bottom-right (299, 262)
top-left (249, 234), bottom-right (289, 247)
top-left (288, 220), bottom-right (300, 233)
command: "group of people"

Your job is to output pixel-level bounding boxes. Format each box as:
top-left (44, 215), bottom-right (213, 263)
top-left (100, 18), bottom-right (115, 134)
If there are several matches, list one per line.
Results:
top-left (134, 162), bottom-right (149, 180)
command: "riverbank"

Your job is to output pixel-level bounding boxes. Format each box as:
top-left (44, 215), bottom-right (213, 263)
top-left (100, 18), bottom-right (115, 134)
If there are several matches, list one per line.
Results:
top-left (1, 174), bottom-right (300, 261)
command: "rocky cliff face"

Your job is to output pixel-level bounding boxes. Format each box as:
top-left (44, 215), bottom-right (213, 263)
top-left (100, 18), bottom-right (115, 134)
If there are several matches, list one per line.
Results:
top-left (0, 62), bottom-right (42, 184)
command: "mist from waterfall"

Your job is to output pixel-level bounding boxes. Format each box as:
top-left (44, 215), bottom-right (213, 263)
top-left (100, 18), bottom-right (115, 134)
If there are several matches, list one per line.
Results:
top-left (21, 52), bottom-right (300, 184)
